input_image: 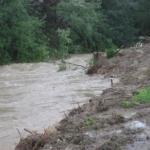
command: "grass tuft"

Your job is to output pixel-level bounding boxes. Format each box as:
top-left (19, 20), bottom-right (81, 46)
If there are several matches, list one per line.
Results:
top-left (133, 86), bottom-right (150, 103)
top-left (121, 86), bottom-right (150, 108)
top-left (84, 117), bottom-right (96, 128)
top-left (121, 100), bottom-right (139, 108)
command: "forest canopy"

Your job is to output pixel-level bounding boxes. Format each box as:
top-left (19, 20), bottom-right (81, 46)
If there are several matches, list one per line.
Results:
top-left (0, 0), bottom-right (150, 64)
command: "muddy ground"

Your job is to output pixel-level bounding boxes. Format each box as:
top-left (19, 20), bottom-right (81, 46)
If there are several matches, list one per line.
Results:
top-left (15, 43), bottom-right (150, 150)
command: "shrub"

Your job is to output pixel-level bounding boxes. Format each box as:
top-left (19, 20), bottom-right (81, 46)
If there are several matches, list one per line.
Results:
top-left (0, 0), bottom-right (49, 64)
top-left (121, 86), bottom-right (150, 108)
top-left (84, 117), bottom-right (96, 128)
top-left (105, 39), bottom-right (118, 58)
top-left (57, 0), bottom-right (109, 52)
top-left (133, 86), bottom-right (150, 103)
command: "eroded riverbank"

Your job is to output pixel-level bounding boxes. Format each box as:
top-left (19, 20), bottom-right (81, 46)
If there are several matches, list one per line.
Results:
top-left (0, 54), bottom-right (116, 150)
top-left (16, 43), bottom-right (150, 150)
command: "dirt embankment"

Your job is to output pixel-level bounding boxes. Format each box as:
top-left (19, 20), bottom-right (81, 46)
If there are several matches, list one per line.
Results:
top-left (15, 43), bottom-right (150, 150)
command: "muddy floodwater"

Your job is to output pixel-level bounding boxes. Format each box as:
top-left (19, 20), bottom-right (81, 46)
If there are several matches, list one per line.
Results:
top-left (0, 54), bottom-right (117, 150)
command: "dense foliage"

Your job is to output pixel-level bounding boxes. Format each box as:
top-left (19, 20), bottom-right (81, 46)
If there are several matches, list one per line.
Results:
top-left (0, 0), bottom-right (149, 64)
top-left (0, 0), bottom-right (49, 64)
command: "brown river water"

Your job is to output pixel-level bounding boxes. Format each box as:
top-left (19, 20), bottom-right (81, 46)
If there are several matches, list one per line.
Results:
top-left (0, 54), bottom-right (118, 150)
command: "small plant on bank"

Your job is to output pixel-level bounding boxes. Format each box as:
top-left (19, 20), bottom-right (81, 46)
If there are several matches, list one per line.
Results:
top-left (121, 86), bottom-right (150, 108)
top-left (84, 117), bottom-right (96, 128)
top-left (133, 86), bottom-right (150, 103)
top-left (105, 39), bottom-right (119, 58)
top-left (121, 100), bottom-right (139, 108)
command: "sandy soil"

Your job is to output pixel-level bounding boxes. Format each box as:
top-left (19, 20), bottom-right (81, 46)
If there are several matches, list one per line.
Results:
top-left (15, 42), bottom-right (150, 150)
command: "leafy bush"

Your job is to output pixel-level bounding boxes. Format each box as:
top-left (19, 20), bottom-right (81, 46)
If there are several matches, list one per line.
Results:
top-left (133, 86), bottom-right (150, 103)
top-left (57, 0), bottom-right (109, 52)
top-left (121, 86), bottom-right (150, 108)
top-left (0, 0), bottom-right (49, 64)
top-left (84, 117), bottom-right (96, 128)
top-left (105, 39), bottom-right (118, 58)
top-left (15, 19), bottom-right (49, 62)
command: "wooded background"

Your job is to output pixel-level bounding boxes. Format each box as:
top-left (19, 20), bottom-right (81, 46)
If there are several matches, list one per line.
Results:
top-left (0, 0), bottom-right (149, 64)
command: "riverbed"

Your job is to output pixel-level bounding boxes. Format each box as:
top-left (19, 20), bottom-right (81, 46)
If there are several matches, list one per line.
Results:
top-left (0, 54), bottom-right (116, 150)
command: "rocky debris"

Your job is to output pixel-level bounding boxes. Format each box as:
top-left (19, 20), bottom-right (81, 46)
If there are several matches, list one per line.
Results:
top-left (96, 135), bottom-right (133, 150)
top-left (124, 121), bottom-right (146, 131)
top-left (97, 140), bottom-right (122, 150)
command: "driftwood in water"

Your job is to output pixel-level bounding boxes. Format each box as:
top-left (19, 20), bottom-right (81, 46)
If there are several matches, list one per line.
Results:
top-left (61, 60), bottom-right (87, 69)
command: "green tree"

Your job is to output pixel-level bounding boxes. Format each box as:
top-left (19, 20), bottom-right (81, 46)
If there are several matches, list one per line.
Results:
top-left (0, 0), bottom-right (49, 64)
top-left (102, 0), bottom-right (137, 47)
top-left (57, 0), bottom-right (110, 52)
top-left (135, 0), bottom-right (150, 35)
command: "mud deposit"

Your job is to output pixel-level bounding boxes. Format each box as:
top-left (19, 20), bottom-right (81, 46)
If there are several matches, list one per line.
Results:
top-left (0, 54), bottom-right (116, 150)
top-left (15, 43), bottom-right (150, 150)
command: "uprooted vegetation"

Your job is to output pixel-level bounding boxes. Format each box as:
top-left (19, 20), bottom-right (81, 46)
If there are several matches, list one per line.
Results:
top-left (15, 43), bottom-right (150, 150)
top-left (87, 52), bottom-right (114, 75)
